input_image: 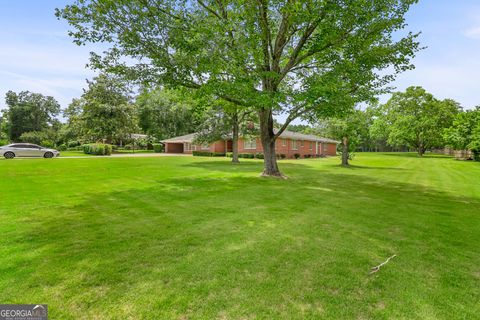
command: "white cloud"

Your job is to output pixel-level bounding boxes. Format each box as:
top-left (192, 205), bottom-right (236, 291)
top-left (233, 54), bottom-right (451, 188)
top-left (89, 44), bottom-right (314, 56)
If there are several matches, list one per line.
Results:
top-left (463, 26), bottom-right (480, 39)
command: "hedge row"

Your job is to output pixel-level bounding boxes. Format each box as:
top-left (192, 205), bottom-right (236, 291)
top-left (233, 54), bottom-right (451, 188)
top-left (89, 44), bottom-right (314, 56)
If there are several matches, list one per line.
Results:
top-left (192, 151), bottom-right (226, 157)
top-left (226, 152), bottom-right (276, 159)
top-left (153, 144), bottom-right (164, 153)
top-left (83, 143), bottom-right (112, 156)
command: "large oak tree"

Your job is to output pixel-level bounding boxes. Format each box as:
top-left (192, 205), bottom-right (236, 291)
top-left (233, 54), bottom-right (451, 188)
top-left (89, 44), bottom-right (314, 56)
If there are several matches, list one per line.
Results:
top-left (57, 0), bottom-right (420, 176)
top-left (374, 86), bottom-right (460, 156)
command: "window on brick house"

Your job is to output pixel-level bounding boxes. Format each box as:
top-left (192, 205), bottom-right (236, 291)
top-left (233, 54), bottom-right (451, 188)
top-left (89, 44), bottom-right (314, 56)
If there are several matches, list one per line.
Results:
top-left (185, 143), bottom-right (196, 151)
top-left (201, 143), bottom-right (210, 150)
top-left (291, 140), bottom-right (298, 150)
top-left (309, 142), bottom-right (313, 150)
top-left (282, 138), bottom-right (287, 146)
top-left (244, 138), bottom-right (257, 149)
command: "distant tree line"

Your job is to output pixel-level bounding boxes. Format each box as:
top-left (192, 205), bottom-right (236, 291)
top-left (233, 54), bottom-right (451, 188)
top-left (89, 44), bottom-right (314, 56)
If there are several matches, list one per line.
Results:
top-left (2, 82), bottom-right (479, 163)
top-left (284, 86), bottom-right (479, 164)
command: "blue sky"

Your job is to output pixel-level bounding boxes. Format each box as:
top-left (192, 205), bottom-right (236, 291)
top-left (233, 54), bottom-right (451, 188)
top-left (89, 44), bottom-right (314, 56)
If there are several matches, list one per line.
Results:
top-left (1, 0), bottom-right (480, 112)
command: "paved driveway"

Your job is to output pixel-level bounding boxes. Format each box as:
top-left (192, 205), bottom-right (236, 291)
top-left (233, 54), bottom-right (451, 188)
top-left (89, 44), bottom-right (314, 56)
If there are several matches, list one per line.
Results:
top-left (59, 153), bottom-right (190, 159)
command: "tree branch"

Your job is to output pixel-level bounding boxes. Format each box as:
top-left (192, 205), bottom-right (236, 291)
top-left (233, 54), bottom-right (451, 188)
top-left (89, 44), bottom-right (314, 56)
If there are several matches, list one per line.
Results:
top-left (257, 0), bottom-right (273, 76)
top-left (272, 4), bottom-right (291, 73)
top-left (274, 104), bottom-right (306, 139)
top-left (197, 0), bottom-right (222, 20)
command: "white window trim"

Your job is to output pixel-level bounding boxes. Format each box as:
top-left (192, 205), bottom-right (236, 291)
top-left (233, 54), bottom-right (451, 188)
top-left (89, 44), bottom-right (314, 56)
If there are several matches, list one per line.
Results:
top-left (201, 143), bottom-right (210, 150)
top-left (309, 141), bottom-right (313, 150)
top-left (291, 139), bottom-right (298, 150)
top-left (244, 138), bottom-right (257, 150)
top-left (185, 142), bottom-right (196, 151)
top-left (282, 138), bottom-right (287, 146)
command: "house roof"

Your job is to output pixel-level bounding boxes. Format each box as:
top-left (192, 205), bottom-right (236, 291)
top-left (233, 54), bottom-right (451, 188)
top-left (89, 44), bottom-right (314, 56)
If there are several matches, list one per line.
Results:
top-left (161, 133), bottom-right (197, 143)
top-left (274, 130), bottom-right (339, 144)
top-left (130, 133), bottom-right (148, 139)
top-left (161, 130), bottom-right (339, 144)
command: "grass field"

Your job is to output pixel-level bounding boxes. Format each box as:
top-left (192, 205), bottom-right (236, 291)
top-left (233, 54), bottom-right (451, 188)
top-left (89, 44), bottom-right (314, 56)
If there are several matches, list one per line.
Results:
top-left (0, 153), bottom-right (479, 319)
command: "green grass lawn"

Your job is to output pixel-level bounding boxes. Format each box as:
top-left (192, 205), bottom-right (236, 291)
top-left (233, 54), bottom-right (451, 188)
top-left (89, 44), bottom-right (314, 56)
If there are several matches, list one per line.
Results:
top-left (59, 151), bottom-right (94, 157)
top-left (114, 149), bottom-right (154, 154)
top-left (0, 153), bottom-right (479, 319)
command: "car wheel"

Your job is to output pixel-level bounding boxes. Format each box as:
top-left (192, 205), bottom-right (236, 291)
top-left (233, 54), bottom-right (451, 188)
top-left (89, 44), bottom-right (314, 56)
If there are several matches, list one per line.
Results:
top-left (4, 152), bottom-right (15, 159)
top-left (44, 152), bottom-right (54, 159)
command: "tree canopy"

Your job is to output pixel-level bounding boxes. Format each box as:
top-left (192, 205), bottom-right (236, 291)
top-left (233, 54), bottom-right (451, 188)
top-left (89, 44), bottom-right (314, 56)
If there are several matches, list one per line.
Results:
top-left (444, 107), bottom-right (480, 161)
top-left (3, 91), bottom-right (61, 142)
top-left (314, 108), bottom-right (370, 165)
top-left (136, 88), bottom-right (199, 141)
top-left (65, 74), bottom-right (138, 144)
top-left (57, 0), bottom-right (421, 176)
top-left (373, 86), bottom-right (460, 156)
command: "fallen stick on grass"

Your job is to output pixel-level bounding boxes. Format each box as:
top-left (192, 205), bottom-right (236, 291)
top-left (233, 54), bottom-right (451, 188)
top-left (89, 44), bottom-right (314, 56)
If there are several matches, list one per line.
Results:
top-left (369, 254), bottom-right (397, 275)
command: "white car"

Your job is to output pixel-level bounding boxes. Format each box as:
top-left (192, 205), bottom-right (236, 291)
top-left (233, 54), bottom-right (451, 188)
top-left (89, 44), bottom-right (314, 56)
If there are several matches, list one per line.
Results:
top-left (0, 143), bottom-right (60, 159)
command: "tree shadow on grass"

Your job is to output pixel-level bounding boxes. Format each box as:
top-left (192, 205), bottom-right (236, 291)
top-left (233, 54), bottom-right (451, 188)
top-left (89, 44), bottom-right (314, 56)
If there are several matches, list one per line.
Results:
top-left (380, 152), bottom-right (453, 159)
top-left (329, 164), bottom-right (408, 171)
top-left (2, 163), bottom-right (480, 319)
top-left (182, 160), bottom-right (407, 174)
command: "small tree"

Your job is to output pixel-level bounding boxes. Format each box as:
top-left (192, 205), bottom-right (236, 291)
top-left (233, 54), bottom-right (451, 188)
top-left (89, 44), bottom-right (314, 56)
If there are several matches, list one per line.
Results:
top-left (195, 101), bottom-right (256, 163)
top-left (444, 107), bottom-right (480, 161)
top-left (375, 87), bottom-right (460, 156)
top-left (317, 109), bottom-right (367, 166)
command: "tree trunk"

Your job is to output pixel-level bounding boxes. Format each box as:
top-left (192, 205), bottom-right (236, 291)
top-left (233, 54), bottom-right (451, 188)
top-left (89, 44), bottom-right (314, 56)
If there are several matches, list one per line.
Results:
top-left (259, 108), bottom-right (282, 177)
top-left (341, 136), bottom-right (349, 166)
top-left (231, 113), bottom-right (240, 163)
top-left (418, 145), bottom-right (426, 156)
top-left (473, 150), bottom-right (480, 162)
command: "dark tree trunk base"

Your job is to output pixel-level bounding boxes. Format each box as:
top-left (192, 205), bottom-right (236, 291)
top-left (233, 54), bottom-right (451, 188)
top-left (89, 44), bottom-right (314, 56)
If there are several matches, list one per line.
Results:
top-left (259, 108), bottom-right (284, 177)
top-left (232, 113), bottom-right (240, 163)
top-left (341, 137), bottom-right (349, 166)
top-left (260, 170), bottom-right (287, 179)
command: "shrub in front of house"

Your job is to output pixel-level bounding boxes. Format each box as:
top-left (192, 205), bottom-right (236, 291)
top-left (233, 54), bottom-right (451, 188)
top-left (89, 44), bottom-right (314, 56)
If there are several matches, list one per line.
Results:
top-left (294, 153), bottom-right (301, 159)
top-left (67, 140), bottom-right (81, 148)
top-left (83, 143), bottom-right (112, 156)
top-left (276, 153), bottom-right (287, 159)
top-left (67, 146), bottom-right (83, 151)
top-left (153, 144), bottom-right (164, 153)
top-left (58, 144), bottom-right (68, 151)
top-left (193, 151), bottom-right (226, 157)
top-left (238, 153), bottom-right (254, 158)
top-left (255, 153), bottom-right (264, 159)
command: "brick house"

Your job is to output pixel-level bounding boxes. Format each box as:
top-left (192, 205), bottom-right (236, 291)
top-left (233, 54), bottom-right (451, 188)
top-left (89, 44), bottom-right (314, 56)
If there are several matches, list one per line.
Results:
top-left (161, 130), bottom-right (338, 158)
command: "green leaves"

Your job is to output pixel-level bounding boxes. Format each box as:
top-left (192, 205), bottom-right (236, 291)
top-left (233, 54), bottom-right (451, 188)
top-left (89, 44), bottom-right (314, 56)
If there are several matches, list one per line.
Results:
top-left (3, 91), bottom-right (61, 141)
top-left (444, 107), bottom-right (480, 157)
top-left (136, 88), bottom-right (199, 141)
top-left (58, 0), bottom-right (421, 121)
top-left (374, 86), bottom-right (461, 154)
top-left (67, 74), bottom-right (138, 143)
